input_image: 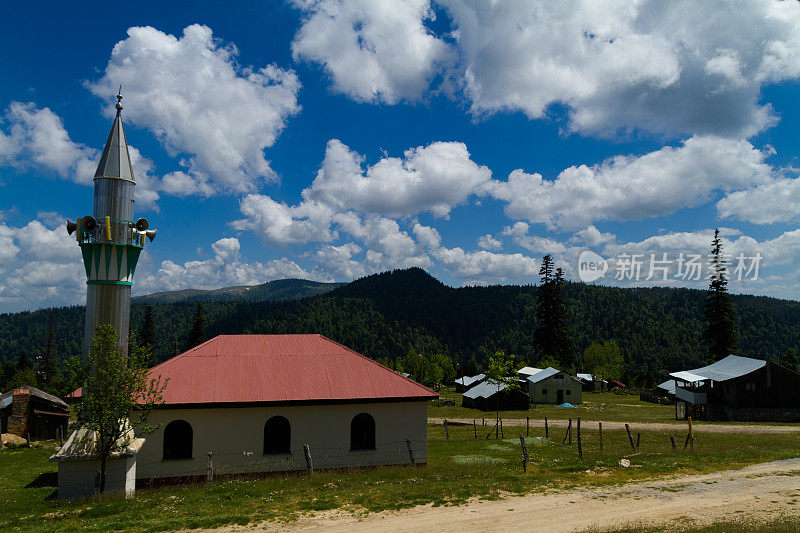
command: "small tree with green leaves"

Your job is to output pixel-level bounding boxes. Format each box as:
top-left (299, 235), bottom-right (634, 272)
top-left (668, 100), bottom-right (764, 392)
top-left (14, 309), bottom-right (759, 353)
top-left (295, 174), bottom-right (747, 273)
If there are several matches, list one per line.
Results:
top-left (582, 340), bottom-right (624, 391)
top-left (79, 324), bottom-right (167, 493)
top-left (484, 350), bottom-right (520, 437)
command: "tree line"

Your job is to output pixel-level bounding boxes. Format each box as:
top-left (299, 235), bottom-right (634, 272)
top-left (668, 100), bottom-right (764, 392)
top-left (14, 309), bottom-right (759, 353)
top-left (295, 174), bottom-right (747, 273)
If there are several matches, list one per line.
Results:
top-left (3, 255), bottom-right (800, 397)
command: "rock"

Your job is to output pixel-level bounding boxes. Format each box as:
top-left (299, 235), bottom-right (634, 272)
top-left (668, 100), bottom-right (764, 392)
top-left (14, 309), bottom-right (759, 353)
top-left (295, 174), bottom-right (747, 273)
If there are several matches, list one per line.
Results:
top-left (1, 433), bottom-right (27, 447)
top-left (619, 458), bottom-right (631, 467)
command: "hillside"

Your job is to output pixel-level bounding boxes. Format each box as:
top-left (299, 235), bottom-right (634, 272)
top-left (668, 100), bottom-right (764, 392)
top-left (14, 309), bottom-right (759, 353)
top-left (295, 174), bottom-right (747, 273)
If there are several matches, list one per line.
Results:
top-left (132, 278), bottom-right (342, 304)
top-left (1, 268), bottom-right (800, 386)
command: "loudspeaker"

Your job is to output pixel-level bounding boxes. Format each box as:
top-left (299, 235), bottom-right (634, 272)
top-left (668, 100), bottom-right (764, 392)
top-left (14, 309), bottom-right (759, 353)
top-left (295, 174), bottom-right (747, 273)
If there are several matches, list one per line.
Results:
top-left (134, 218), bottom-right (149, 231)
top-left (81, 216), bottom-right (97, 232)
top-left (144, 229), bottom-right (157, 242)
top-left (65, 220), bottom-right (77, 235)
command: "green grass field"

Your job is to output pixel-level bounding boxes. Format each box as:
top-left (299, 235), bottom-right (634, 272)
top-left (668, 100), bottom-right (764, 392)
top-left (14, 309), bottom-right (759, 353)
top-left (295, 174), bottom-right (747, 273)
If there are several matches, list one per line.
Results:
top-left (430, 389), bottom-right (678, 424)
top-left (2, 423), bottom-right (800, 532)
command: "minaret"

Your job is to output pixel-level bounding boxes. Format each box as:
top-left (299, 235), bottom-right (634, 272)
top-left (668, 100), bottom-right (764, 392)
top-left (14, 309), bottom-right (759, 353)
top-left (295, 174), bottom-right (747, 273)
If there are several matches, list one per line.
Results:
top-left (67, 91), bottom-right (156, 360)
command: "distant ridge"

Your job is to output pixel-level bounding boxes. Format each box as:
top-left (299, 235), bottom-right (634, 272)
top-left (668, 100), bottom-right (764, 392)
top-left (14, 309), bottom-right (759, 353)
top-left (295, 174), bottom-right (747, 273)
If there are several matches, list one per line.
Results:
top-left (2, 268), bottom-right (800, 386)
top-left (133, 278), bottom-right (343, 305)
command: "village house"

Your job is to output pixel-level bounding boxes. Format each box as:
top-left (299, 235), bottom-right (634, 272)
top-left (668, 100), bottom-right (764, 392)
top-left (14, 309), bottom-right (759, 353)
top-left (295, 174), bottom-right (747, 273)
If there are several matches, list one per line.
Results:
top-left (454, 373), bottom-right (485, 393)
top-left (54, 334), bottom-right (436, 496)
top-left (670, 354), bottom-right (800, 421)
top-left (0, 386), bottom-right (69, 441)
top-left (526, 368), bottom-right (583, 405)
top-left (461, 379), bottom-right (529, 411)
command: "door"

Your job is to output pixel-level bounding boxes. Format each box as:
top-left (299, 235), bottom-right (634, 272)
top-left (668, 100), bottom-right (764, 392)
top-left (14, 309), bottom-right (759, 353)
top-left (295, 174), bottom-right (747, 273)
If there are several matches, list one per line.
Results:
top-left (557, 390), bottom-right (564, 403)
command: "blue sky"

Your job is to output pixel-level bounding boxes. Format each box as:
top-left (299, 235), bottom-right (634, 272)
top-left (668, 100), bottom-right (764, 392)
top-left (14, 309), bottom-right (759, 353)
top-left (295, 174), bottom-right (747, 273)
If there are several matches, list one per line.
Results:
top-left (2, 0), bottom-right (800, 312)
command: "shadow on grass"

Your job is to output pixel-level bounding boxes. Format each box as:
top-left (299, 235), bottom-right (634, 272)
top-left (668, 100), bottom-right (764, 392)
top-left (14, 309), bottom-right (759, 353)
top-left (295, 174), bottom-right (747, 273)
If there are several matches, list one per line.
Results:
top-left (25, 472), bottom-right (57, 489)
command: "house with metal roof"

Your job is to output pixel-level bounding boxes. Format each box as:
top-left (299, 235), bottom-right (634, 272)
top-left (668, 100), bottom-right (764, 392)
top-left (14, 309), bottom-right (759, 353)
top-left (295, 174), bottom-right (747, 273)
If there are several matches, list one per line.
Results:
top-left (517, 367), bottom-right (543, 381)
top-left (0, 385), bottom-right (69, 441)
top-left (526, 367), bottom-right (583, 405)
top-left (461, 379), bottom-right (529, 411)
top-left (63, 334), bottom-right (436, 494)
top-left (669, 355), bottom-right (800, 421)
top-left (454, 373), bottom-right (485, 392)
top-left (576, 373), bottom-right (608, 392)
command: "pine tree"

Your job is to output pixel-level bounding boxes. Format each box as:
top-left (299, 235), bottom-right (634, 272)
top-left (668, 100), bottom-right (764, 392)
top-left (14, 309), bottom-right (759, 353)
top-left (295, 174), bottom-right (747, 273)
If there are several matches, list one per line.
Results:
top-left (702, 229), bottom-right (738, 362)
top-left (39, 310), bottom-right (60, 386)
top-left (187, 303), bottom-right (206, 349)
top-left (16, 349), bottom-right (32, 371)
top-left (534, 257), bottom-right (573, 367)
top-left (140, 305), bottom-right (156, 349)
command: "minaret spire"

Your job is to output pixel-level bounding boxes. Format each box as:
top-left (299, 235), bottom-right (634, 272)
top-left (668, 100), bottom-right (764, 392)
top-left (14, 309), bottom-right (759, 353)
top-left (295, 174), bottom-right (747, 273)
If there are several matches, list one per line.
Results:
top-left (94, 89), bottom-right (134, 182)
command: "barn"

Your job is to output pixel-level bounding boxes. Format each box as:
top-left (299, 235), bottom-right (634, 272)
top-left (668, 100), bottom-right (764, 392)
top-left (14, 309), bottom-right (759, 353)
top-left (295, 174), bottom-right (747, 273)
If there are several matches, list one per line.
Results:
top-left (57, 334), bottom-right (436, 496)
top-left (526, 368), bottom-right (583, 405)
top-left (670, 355), bottom-right (800, 421)
top-left (454, 373), bottom-right (485, 392)
top-left (0, 386), bottom-right (69, 440)
top-left (461, 379), bottom-right (529, 411)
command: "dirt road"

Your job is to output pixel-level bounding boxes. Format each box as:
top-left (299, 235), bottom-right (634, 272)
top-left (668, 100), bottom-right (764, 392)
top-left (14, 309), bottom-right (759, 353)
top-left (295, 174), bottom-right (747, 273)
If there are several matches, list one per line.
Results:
top-left (259, 458), bottom-right (800, 532)
top-left (429, 417), bottom-right (800, 434)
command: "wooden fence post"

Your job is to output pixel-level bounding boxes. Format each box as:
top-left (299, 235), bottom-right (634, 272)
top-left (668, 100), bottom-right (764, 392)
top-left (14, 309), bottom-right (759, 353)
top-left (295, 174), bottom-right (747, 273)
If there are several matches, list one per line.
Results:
top-left (562, 419), bottom-right (572, 445)
top-left (303, 444), bottom-right (313, 476)
top-left (406, 439), bottom-right (415, 465)
top-left (544, 417), bottom-right (549, 439)
top-left (526, 416), bottom-right (530, 437)
top-left (519, 434), bottom-right (529, 473)
top-left (206, 452), bottom-right (214, 483)
top-left (500, 419), bottom-right (504, 439)
top-left (670, 436), bottom-right (676, 450)
top-left (625, 424), bottom-right (636, 451)
top-left (577, 418), bottom-right (583, 460)
top-left (689, 416), bottom-right (694, 450)
top-left (636, 433), bottom-right (641, 448)
top-left (473, 419), bottom-right (477, 439)
top-left (444, 419), bottom-right (449, 440)
top-left (598, 422), bottom-right (603, 452)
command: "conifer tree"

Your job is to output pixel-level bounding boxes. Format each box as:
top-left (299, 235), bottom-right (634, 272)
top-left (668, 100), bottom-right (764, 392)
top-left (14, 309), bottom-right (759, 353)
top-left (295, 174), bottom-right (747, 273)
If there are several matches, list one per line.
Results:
top-left (39, 310), bottom-right (60, 387)
top-left (702, 229), bottom-right (738, 362)
top-left (187, 303), bottom-right (206, 349)
top-left (140, 305), bottom-right (156, 349)
top-left (534, 257), bottom-right (573, 367)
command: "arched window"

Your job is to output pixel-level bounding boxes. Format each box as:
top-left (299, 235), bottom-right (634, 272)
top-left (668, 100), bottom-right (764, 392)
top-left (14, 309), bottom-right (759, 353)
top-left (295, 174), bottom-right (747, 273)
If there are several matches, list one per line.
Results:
top-left (163, 420), bottom-right (193, 460)
top-left (263, 416), bottom-right (291, 454)
top-left (350, 413), bottom-right (376, 451)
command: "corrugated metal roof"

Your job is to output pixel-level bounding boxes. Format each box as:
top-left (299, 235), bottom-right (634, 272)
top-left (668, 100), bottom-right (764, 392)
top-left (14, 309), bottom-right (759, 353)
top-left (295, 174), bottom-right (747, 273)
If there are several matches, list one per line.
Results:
top-left (462, 379), bottom-right (507, 399)
top-left (455, 374), bottom-right (485, 387)
top-left (669, 355), bottom-right (766, 383)
top-left (517, 366), bottom-right (542, 376)
top-left (657, 380), bottom-right (676, 394)
top-left (528, 367), bottom-right (559, 384)
top-left (0, 385), bottom-right (68, 408)
top-left (135, 335), bottom-right (436, 406)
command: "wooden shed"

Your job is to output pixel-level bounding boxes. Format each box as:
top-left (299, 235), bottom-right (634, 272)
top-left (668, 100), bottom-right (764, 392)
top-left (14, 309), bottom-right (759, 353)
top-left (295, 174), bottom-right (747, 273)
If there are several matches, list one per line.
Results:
top-left (0, 386), bottom-right (69, 441)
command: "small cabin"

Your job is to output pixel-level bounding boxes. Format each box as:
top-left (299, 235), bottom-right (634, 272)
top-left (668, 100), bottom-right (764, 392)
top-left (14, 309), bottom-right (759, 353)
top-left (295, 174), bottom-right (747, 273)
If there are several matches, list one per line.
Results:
top-left (527, 368), bottom-right (583, 405)
top-left (0, 386), bottom-right (69, 441)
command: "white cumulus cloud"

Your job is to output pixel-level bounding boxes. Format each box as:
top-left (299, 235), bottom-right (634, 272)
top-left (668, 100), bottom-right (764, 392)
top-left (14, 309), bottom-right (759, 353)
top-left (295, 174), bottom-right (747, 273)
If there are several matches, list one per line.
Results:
top-left (89, 24), bottom-right (301, 194)
top-left (292, 0), bottom-right (454, 104)
top-left (481, 136), bottom-right (774, 231)
top-left (306, 139), bottom-right (491, 218)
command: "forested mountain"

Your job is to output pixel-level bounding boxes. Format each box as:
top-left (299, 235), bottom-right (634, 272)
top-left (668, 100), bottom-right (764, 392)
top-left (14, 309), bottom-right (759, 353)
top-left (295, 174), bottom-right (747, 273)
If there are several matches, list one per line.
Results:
top-left (133, 278), bottom-right (342, 304)
top-left (2, 268), bottom-right (800, 387)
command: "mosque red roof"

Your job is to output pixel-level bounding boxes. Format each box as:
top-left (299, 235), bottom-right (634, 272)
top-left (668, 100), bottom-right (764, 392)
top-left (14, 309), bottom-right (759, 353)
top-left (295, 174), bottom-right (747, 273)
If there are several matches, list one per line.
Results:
top-left (134, 334), bottom-right (436, 406)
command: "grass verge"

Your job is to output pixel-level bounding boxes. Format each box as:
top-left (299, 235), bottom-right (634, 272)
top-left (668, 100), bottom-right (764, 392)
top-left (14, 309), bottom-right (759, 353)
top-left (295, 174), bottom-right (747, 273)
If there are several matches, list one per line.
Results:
top-left (1, 424), bottom-right (799, 532)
